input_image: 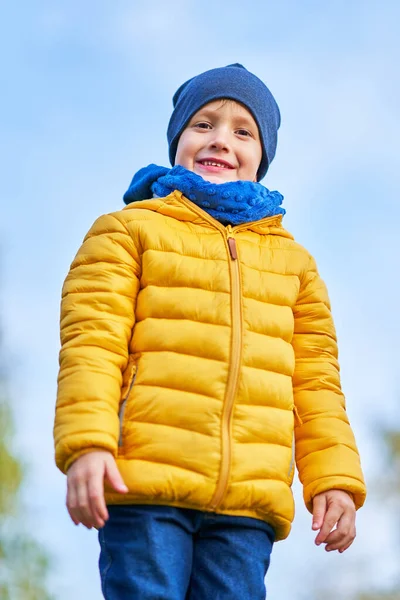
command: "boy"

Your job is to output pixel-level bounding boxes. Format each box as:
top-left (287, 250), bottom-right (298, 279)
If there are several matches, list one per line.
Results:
top-left (54, 64), bottom-right (366, 599)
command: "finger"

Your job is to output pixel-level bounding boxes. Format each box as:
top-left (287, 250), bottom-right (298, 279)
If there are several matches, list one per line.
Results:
top-left (312, 494), bottom-right (327, 531)
top-left (104, 458), bottom-right (128, 494)
top-left (322, 512), bottom-right (352, 543)
top-left (326, 531), bottom-right (356, 553)
top-left (75, 477), bottom-right (95, 529)
top-left (87, 470), bottom-right (108, 528)
top-left (67, 466), bottom-right (93, 528)
top-left (339, 538), bottom-right (355, 554)
top-left (324, 518), bottom-right (356, 552)
top-left (315, 506), bottom-right (343, 545)
top-left (66, 482), bottom-right (80, 525)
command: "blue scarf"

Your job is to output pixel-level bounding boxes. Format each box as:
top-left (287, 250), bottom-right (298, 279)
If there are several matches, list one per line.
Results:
top-left (123, 164), bottom-right (285, 226)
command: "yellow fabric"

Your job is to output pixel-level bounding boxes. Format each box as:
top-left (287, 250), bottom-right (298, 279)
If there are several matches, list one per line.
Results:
top-left (54, 191), bottom-right (366, 540)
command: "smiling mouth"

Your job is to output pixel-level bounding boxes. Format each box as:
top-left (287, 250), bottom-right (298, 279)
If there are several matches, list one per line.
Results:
top-left (197, 159), bottom-right (234, 169)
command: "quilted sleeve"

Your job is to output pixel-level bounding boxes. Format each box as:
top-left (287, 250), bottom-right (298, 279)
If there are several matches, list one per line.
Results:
top-left (292, 254), bottom-right (366, 512)
top-left (54, 213), bottom-right (141, 473)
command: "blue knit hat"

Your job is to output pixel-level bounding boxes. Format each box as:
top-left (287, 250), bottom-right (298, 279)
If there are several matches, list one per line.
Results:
top-left (167, 63), bottom-right (281, 181)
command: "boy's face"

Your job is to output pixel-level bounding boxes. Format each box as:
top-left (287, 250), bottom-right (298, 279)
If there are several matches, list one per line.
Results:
top-left (175, 100), bottom-right (263, 184)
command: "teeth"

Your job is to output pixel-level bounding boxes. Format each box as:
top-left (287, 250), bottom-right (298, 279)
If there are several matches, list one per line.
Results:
top-left (202, 160), bottom-right (228, 168)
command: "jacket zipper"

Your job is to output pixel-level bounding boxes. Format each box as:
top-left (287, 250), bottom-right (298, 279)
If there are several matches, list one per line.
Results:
top-left (153, 196), bottom-right (286, 507)
top-left (209, 226), bottom-right (243, 510)
top-left (118, 369), bottom-right (137, 447)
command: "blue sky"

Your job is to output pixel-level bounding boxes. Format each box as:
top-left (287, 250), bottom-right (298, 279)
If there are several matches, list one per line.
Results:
top-left (1, 1), bottom-right (399, 598)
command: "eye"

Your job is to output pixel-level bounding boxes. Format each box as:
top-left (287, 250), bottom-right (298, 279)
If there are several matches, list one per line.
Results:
top-left (236, 128), bottom-right (252, 137)
top-left (194, 121), bottom-right (212, 130)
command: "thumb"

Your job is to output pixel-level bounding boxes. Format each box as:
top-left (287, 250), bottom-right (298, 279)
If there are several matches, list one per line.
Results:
top-left (312, 494), bottom-right (327, 530)
top-left (104, 457), bottom-right (128, 494)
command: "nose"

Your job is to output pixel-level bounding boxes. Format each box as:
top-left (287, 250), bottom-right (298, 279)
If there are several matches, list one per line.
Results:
top-left (208, 127), bottom-right (231, 152)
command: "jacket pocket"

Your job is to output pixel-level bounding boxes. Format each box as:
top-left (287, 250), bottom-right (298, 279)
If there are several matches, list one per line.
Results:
top-left (118, 357), bottom-right (137, 448)
top-left (286, 405), bottom-right (302, 483)
top-left (287, 434), bottom-right (295, 483)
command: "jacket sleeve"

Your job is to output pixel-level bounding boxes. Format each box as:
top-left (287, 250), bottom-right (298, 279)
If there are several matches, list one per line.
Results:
top-left (54, 213), bottom-right (141, 473)
top-left (292, 254), bottom-right (366, 512)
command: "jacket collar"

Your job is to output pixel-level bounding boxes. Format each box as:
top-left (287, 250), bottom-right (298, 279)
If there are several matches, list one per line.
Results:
top-left (123, 190), bottom-right (294, 240)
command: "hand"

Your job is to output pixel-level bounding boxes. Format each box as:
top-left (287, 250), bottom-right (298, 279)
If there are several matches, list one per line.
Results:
top-left (312, 489), bottom-right (356, 553)
top-left (66, 451), bottom-right (128, 529)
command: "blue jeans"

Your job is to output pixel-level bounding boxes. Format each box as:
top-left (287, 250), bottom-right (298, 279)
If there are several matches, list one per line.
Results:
top-left (98, 505), bottom-right (275, 600)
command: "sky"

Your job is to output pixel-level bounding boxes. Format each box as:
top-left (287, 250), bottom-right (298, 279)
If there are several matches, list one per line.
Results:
top-left (1, 1), bottom-right (399, 598)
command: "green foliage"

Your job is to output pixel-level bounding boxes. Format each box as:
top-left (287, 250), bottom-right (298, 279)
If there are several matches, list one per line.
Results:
top-left (0, 400), bottom-right (22, 516)
top-left (310, 422), bottom-right (400, 600)
top-left (0, 355), bottom-right (54, 598)
top-left (352, 430), bottom-right (400, 600)
top-left (385, 431), bottom-right (400, 492)
top-left (0, 535), bottom-right (53, 600)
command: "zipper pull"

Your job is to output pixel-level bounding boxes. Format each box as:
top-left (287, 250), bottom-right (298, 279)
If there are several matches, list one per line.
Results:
top-left (293, 405), bottom-right (303, 426)
top-left (228, 237), bottom-right (238, 260)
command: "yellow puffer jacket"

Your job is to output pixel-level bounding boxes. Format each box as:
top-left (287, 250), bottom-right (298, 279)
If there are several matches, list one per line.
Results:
top-left (54, 191), bottom-right (366, 540)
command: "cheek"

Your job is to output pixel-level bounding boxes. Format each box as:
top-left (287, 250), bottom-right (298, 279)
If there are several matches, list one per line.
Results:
top-left (175, 142), bottom-right (185, 167)
top-left (175, 133), bottom-right (197, 168)
top-left (244, 146), bottom-right (262, 179)
top-left (238, 155), bottom-right (258, 178)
